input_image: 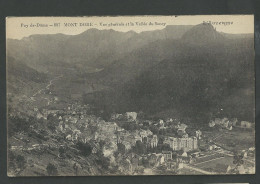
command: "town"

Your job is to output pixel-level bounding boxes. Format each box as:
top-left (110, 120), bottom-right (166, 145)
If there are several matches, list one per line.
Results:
top-left (7, 89), bottom-right (255, 176)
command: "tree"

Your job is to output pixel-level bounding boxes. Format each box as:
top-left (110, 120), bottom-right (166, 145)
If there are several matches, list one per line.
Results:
top-left (150, 125), bottom-right (159, 135)
top-left (233, 152), bottom-right (244, 167)
top-left (76, 142), bottom-right (92, 156)
top-left (16, 155), bottom-right (26, 170)
top-left (8, 151), bottom-right (16, 170)
top-left (46, 163), bottom-right (58, 176)
top-left (73, 163), bottom-right (79, 176)
top-left (59, 146), bottom-right (66, 158)
top-left (134, 140), bottom-right (146, 155)
top-left (117, 143), bottom-right (126, 154)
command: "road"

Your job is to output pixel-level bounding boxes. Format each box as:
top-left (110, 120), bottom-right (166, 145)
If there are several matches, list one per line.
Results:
top-left (32, 74), bottom-right (63, 97)
top-left (193, 156), bottom-right (223, 166)
top-left (183, 164), bottom-right (217, 175)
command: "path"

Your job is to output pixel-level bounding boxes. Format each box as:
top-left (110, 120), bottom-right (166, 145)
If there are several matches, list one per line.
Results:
top-left (183, 164), bottom-right (217, 175)
top-left (32, 74), bottom-right (63, 97)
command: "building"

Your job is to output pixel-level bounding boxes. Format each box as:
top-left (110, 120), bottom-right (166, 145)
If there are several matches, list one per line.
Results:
top-left (195, 130), bottom-right (202, 139)
top-left (177, 156), bottom-right (192, 164)
top-left (162, 151), bottom-right (172, 160)
top-left (164, 137), bottom-right (198, 151)
top-left (140, 129), bottom-right (153, 139)
top-left (111, 113), bottom-right (124, 120)
top-left (230, 118), bottom-right (238, 126)
top-left (147, 135), bottom-right (158, 148)
top-left (209, 121), bottom-right (215, 127)
top-left (66, 134), bottom-right (72, 141)
top-left (177, 124), bottom-right (187, 132)
top-left (156, 155), bottom-right (165, 165)
top-left (125, 112), bottom-right (138, 121)
top-left (240, 121), bottom-right (252, 128)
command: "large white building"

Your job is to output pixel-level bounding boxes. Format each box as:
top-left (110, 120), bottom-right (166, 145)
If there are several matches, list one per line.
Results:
top-left (164, 137), bottom-right (198, 151)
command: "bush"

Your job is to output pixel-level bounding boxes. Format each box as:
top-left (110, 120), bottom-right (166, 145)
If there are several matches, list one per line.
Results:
top-left (76, 142), bottom-right (92, 157)
top-left (117, 143), bottom-right (126, 154)
top-left (46, 163), bottom-right (58, 176)
top-left (16, 155), bottom-right (26, 170)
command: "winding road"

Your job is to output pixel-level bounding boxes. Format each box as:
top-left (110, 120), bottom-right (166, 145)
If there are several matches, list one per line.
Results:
top-left (32, 74), bottom-right (63, 97)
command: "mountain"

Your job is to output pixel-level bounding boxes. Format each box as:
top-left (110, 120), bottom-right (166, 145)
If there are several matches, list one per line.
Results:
top-left (7, 23), bottom-right (254, 123)
top-left (7, 56), bottom-right (48, 94)
top-left (83, 24), bottom-right (254, 123)
top-left (182, 23), bottom-right (225, 44)
top-left (6, 25), bottom-right (193, 74)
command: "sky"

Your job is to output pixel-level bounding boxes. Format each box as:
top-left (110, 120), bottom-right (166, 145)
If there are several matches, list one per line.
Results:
top-left (6, 15), bottom-right (254, 39)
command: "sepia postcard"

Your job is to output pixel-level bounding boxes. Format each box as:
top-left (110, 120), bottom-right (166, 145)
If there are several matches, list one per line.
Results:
top-left (6, 15), bottom-right (255, 176)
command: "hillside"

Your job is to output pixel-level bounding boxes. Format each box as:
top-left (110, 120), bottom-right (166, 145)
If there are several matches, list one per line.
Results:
top-left (83, 24), bottom-right (254, 123)
top-left (7, 56), bottom-right (49, 94)
top-left (7, 23), bottom-right (255, 123)
top-left (7, 25), bottom-right (193, 74)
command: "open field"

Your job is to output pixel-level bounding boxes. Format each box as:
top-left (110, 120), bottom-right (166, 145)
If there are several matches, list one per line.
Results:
top-left (203, 128), bottom-right (254, 151)
top-left (191, 153), bottom-right (254, 174)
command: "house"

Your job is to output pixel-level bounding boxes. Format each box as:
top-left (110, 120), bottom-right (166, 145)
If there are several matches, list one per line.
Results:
top-left (237, 165), bottom-right (245, 174)
top-left (147, 135), bottom-right (158, 148)
top-left (177, 162), bottom-right (184, 169)
top-left (177, 124), bottom-right (187, 132)
top-left (66, 134), bottom-right (72, 141)
top-left (156, 155), bottom-right (165, 166)
top-left (214, 118), bottom-right (228, 127)
top-left (191, 152), bottom-right (200, 158)
top-left (126, 112), bottom-right (138, 121)
top-left (249, 147), bottom-right (255, 151)
top-left (92, 147), bottom-right (98, 154)
top-left (195, 130), bottom-right (202, 139)
top-left (166, 118), bottom-right (174, 123)
top-left (177, 130), bottom-right (187, 137)
top-left (215, 164), bottom-right (231, 174)
top-left (181, 151), bottom-right (188, 157)
top-left (121, 141), bottom-right (132, 150)
top-left (230, 118), bottom-right (238, 126)
top-left (159, 119), bottom-right (164, 125)
top-left (166, 160), bottom-right (176, 169)
top-left (242, 150), bottom-right (248, 158)
top-left (208, 145), bottom-right (213, 151)
top-left (222, 119), bottom-right (229, 128)
top-left (227, 125), bottom-right (233, 130)
top-left (162, 151), bottom-right (172, 160)
top-left (72, 131), bottom-right (81, 141)
top-left (36, 112), bottom-right (44, 119)
top-left (139, 129), bottom-right (153, 140)
top-left (240, 121), bottom-right (252, 128)
top-left (209, 121), bottom-right (215, 127)
top-left (58, 121), bottom-right (65, 132)
top-left (111, 113), bottom-right (124, 120)
top-left (177, 156), bottom-right (191, 164)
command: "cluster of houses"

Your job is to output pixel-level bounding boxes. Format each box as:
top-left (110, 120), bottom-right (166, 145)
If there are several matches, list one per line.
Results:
top-left (116, 149), bottom-right (195, 174)
top-left (209, 118), bottom-right (254, 130)
top-left (116, 129), bottom-right (158, 150)
top-left (163, 122), bottom-right (200, 152)
top-left (111, 112), bottom-right (138, 122)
